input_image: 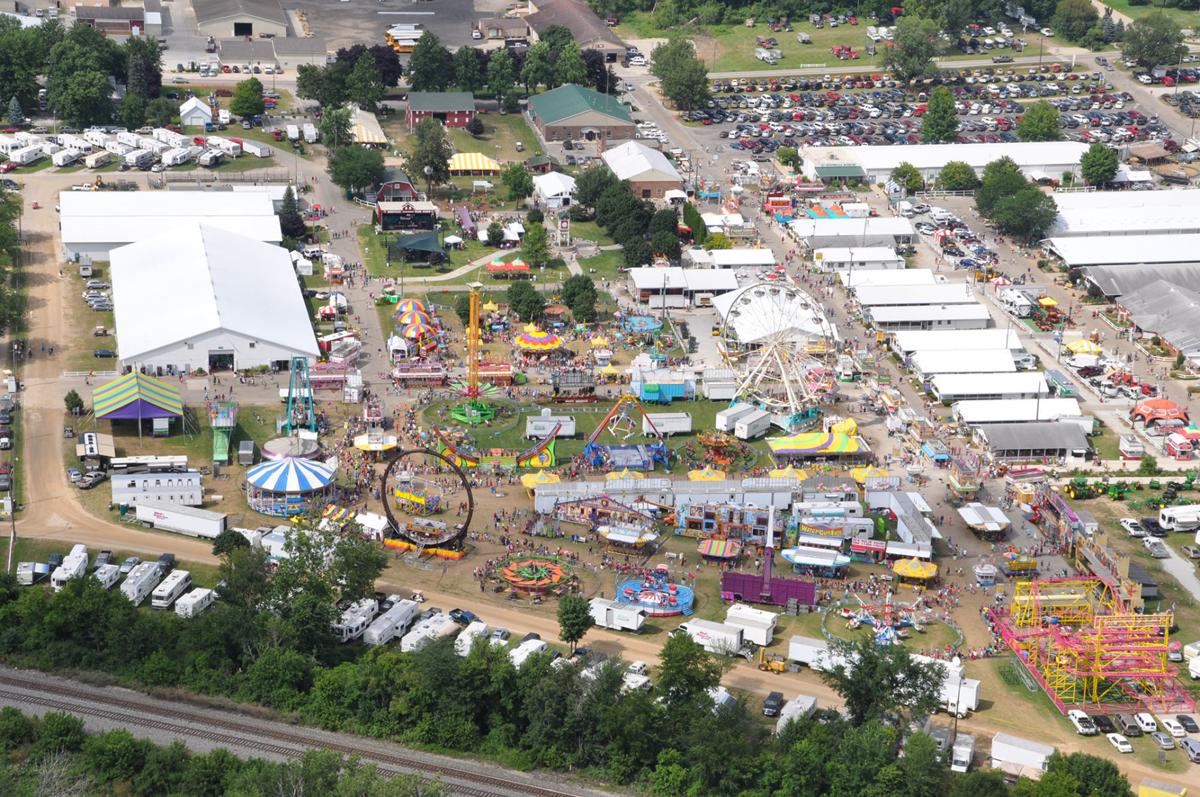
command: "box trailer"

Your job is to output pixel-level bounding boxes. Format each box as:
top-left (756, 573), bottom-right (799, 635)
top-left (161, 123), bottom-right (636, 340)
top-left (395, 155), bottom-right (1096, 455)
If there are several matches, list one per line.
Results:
top-left (84, 150), bottom-right (113, 169)
top-left (677, 620), bottom-right (752, 657)
top-left (176, 587), bottom-right (216, 618)
top-left (455, 620), bottom-right (490, 656)
top-left (8, 145), bottom-right (44, 166)
top-left (286, 124), bottom-right (300, 142)
top-left (525, 409), bottom-right (577, 439)
top-left (238, 440), bottom-right (256, 465)
top-left (135, 502), bottom-right (227, 539)
top-left (121, 562), bottom-right (162, 606)
top-left (775, 694), bottom-right (817, 734)
top-left (786, 635), bottom-right (850, 671)
top-left (332, 598), bottom-right (379, 643)
top-left (590, 597), bottom-right (647, 632)
top-left (990, 733), bottom-right (1053, 776)
top-left (735, 409), bottom-right (772, 440)
top-left (400, 613), bottom-right (459, 652)
top-left (724, 603), bottom-right (777, 646)
top-left (1159, 504), bottom-right (1200, 532)
top-left (151, 569), bottom-right (193, 609)
top-left (207, 136), bottom-right (242, 157)
top-left (363, 597), bottom-right (420, 646)
top-left (92, 563), bottom-right (120, 590)
top-left (52, 148), bottom-right (82, 167)
top-left (50, 544), bottom-right (89, 591)
top-left (951, 733), bottom-right (976, 773)
top-left (644, 412), bottom-right (692, 437)
top-left (303, 123), bottom-right (319, 144)
top-left (16, 562), bottom-right (50, 586)
top-left (241, 139), bottom-right (272, 158)
top-left (509, 638), bottom-right (549, 667)
top-left (218, 108), bottom-right (231, 125)
top-left (715, 403), bottom-right (756, 432)
top-left (124, 149), bottom-right (156, 169)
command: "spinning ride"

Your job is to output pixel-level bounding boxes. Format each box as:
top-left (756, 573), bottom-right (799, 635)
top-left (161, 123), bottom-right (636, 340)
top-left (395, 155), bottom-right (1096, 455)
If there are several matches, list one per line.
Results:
top-left (381, 448), bottom-right (474, 549)
top-left (717, 282), bottom-right (836, 421)
top-left (497, 554), bottom-right (576, 595)
top-left (616, 566), bottom-right (695, 616)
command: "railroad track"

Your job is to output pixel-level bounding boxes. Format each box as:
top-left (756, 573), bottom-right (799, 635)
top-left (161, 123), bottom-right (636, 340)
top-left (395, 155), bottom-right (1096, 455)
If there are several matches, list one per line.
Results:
top-left (0, 671), bottom-right (588, 797)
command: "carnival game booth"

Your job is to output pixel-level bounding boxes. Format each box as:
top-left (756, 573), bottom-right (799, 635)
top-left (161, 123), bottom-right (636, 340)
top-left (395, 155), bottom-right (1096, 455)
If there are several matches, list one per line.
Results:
top-left (245, 457), bottom-right (336, 517)
top-left (616, 565), bottom-right (695, 617)
top-left (520, 469), bottom-right (561, 497)
top-left (893, 557), bottom-right (938, 588)
top-left (92, 372), bottom-right (184, 436)
top-left (487, 258), bottom-right (531, 280)
top-left (766, 431), bottom-right (869, 465)
top-left (596, 522), bottom-right (659, 553)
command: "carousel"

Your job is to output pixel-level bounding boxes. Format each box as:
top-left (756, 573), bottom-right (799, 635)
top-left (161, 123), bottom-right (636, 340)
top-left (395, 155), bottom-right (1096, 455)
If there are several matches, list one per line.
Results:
top-left (245, 456), bottom-right (337, 517)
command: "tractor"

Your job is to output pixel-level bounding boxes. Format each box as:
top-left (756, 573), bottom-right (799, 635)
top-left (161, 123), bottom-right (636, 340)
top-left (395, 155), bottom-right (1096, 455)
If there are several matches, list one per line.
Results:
top-left (758, 648), bottom-right (787, 674)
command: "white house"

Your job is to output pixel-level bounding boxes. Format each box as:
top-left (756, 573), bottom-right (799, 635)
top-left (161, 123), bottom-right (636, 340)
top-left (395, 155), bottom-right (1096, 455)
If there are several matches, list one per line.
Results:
top-left (532, 171), bottom-right (576, 209)
top-left (180, 97), bottom-right (213, 128)
top-left (110, 223), bottom-right (318, 375)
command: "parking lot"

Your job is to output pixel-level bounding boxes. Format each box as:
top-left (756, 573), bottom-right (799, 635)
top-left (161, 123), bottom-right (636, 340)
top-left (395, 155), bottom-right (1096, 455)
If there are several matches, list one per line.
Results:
top-left (676, 64), bottom-right (1174, 154)
top-left (283, 0), bottom-right (483, 51)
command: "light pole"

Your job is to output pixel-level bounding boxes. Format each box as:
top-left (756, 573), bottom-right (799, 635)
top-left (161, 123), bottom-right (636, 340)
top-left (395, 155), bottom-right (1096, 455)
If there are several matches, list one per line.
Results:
top-left (423, 165), bottom-right (433, 201)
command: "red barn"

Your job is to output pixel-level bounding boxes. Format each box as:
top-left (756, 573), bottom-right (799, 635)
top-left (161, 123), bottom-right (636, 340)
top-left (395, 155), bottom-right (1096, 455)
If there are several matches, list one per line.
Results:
top-left (405, 92), bottom-right (477, 130)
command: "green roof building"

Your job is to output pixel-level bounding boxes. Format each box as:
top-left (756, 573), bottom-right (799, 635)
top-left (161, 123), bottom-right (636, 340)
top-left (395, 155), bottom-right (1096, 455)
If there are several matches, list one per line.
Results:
top-left (528, 84), bottom-right (635, 142)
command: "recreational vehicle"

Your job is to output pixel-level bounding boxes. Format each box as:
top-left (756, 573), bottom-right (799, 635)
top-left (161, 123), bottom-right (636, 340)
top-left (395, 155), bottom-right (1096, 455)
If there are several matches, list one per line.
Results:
top-left (151, 569), bottom-right (193, 609)
top-left (175, 587), bottom-right (216, 618)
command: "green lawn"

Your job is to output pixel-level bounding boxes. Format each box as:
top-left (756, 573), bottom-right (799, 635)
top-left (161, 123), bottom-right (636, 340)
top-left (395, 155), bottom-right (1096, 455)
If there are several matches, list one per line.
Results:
top-left (63, 264), bottom-right (116, 372)
top-left (358, 225), bottom-right (501, 281)
top-left (566, 220), bottom-right (615, 246)
top-left (445, 113), bottom-right (543, 165)
top-left (1092, 427), bottom-right (1122, 460)
top-left (578, 249), bottom-right (625, 281)
top-left (1101, 0), bottom-right (1200, 27)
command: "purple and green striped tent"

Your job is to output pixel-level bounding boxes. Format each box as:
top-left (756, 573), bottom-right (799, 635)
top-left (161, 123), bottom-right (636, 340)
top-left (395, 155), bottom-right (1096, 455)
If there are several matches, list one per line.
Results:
top-left (92, 372), bottom-right (183, 421)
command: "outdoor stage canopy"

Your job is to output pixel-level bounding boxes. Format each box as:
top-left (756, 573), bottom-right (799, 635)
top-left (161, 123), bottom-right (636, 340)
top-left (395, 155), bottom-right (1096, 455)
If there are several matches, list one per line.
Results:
top-left (92, 372), bottom-right (184, 421)
top-left (448, 152), bottom-right (501, 173)
top-left (388, 231), bottom-right (446, 261)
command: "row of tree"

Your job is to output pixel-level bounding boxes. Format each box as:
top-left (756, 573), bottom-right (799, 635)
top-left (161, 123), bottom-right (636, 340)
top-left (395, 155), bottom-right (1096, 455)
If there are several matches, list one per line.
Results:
top-left (404, 29), bottom-right (618, 102)
top-left (0, 707), bottom-right (444, 797)
top-left (573, 165), bottom-right (686, 268)
top-left (0, 187), bottom-right (23, 338)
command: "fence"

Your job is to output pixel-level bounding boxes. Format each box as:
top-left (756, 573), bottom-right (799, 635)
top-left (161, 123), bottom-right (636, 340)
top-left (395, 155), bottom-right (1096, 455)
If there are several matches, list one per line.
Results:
top-left (159, 169), bottom-right (291, 185)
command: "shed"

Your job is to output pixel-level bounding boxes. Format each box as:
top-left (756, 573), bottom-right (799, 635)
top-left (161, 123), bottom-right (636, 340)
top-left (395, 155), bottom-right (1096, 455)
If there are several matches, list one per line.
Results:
top-left (405, 92), bottom-right (477, 130)
top-left (814, 246), bottom-right (904, 272)
top-left (179, 97), bottom-right (213, 128)
top-left (974, 422), bottom-right (1091, 462)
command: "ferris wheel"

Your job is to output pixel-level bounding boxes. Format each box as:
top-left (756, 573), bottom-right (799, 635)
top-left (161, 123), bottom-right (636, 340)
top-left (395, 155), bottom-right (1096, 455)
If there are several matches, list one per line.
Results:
top-left (717, 282), bottom-right (837, 415)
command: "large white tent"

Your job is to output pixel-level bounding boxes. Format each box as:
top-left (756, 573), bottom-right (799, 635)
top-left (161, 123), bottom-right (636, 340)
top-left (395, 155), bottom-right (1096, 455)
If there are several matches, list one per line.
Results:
top-left (110, 224), bottom-right (318, 374)
top-left (60, 190), bottom-right (281, 259)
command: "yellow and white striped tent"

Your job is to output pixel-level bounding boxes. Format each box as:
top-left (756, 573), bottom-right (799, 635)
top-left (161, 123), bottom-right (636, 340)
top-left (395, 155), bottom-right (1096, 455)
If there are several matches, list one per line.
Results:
top-left (448, 152), bottom-right (501, 173)
top-left (351, 105), bottom-right (388, 146)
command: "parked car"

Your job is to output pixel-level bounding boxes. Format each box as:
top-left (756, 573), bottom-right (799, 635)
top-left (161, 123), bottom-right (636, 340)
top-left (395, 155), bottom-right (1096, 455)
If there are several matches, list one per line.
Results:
top-left (1150, 731), bottom-right (1175, 750)
top-left (1119, 518), bottom-right (1145, 537)
top-left (156, 553), bottom-right (176, 575)
top-left (1068, 710), bottom-right (1098, 735)
top-left (449, 608), bottom-right (478, 626)
top-left (489, 628), bottom-right (511, 646)
top-left (1106, 733), bottom-right (1132, 753)
top-left (1091, 714), bottom-right (1116, 734)
top-left (77, 471), bottom-right (107, 489)
top-left (93, 550), bottom-right (113, 569)
top-left (520, 632), bottom-right (541, 644)
top-left (66, 467), bottom-right (82, 483)
top-left (1181, 545), bottom-right (1200, 559)
top-left (763, 691), bottom-right (785, 717)
top-left (119, 556), bottom-right (140, 575)
top-left (1160, 717), bottom-right (1186, 738)
top-left (93, 349), bottom-right (116, 358)
top-left (0, 473), bottom-right (11, 491)
top-left (1176, 714), bottom-right (1199, 733)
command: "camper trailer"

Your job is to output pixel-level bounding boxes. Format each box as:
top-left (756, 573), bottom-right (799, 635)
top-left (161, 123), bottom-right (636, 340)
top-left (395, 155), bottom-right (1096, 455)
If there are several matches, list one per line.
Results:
top-left (120, 562), bottom-right (163, 607)
top-left (175, 587), bottom-right (216, 618)
top-left (50, 544), bottom-right (89, 591)
top-left (303, 123), bottom-right (319, 144)
top-left (509, 638), bottom-right (550, 667)
top-left (332, 598), bottom-right (379, 643)
top-left (455, 620), bottom-right (490, 656)
top-left (92, 563), bottom-right (120, 590)
top-left (400, 613), bottom-right (460, 652)
top-left (363, 597), bottom-right (420, 646)
top-left (8, 145), bottom-right (44, 166)
top-left (151, 569), bottom-right (193, 609)
top-left (52, 148), bottom-right (82, 167)
top-left (124, 149), bottom-right (156, 169)
top-left (241, 140), bottom-right (271, 158)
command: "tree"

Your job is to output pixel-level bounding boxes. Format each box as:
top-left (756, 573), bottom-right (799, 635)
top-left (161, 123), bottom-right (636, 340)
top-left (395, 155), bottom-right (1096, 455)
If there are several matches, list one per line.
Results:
top-left (119, 94), bottom-right (146, 130)
top-left (328, 145), bottom-right (385, 196)
top-left (279, 186), bottom-right (307, 240)
top-left (950, 771), bottom-right (1009, 797)
top-left (819, 636), bottom-right (945, 725)
top-left (574, 166), bottom-right (620, 209)
top-left (991, 185), bottom-right (1058, 240)
top-left (346, 52), bottom-right (384, 111)
top-left (922, 86), bottom-right (958, 143)
top-left (1080, 142), bottom-right (1118, 185)
top-left (51, 70), bottom-right (113, 127)
top-left (883, 15), bottom-right (939, 83)
top-left (36, 712), bottom-right (86, 756)
top-left (501, 162), bottom-right (533, 200)
top-left (229, 77), bottom-right (265, 119)
top-left (521, 223), bottom-right (550, 267)
top-left (317, 105), bottom-right (352, 149)
top-left (453, 46), bottom-right (484, 94)
top-left (506, 280), bottom-right (545, 321)
top-left (465, 116), bottom-right (484, 136)
top-left (296, 62), bottom-right (350, 108)
top-left (1045, 752), bottom-right (1132, 797)
top-left (976, 157), bottom-right (1029, 217)
top-left (407, 31), bottom-right (452, 91)
top-left (486, 220), bottom-right (504, 247)
top-left (486, 48), bottom-right (515, 100)
top-left (335, 44), bottom-right (403, 87)
top-left (63, 389), bottom-right (84, 415)
top-left (212, 527), bottom-right (251, 557)
top-left (556, 594), bottom-right (593, 652)
top-left (655, 633), bottom-right (723, 714)
top-left (650, 38), bottom-right (709, 112)
top-left (650, 230), bottom-right (681, 260)
top-left (522, 41), bottom-right (556, 90)
top-left (936, 161), bottom-right (980, 191)
top-left (1138, 453), bottom-right (1161, 475)
top-left (890, 162), bottom-right (924, 194)
top-left (777, 146), bottom-right (799, 170)
top-left (561, 274), bottom-right (598, 322)
top-left (1017, 100), bottom-right (1061, 141)
top-left (143, 96), bottom-right (177, 127)
top-left (703, 232), bottom-right (731, 250)
top-left (1052, 0), bottom-right (1099, 43)
top-left (581, 49), bottom-right (617, 94)
top-left (897, 731), bottom-right (948, 797)
top-left (5, 96), bottom-right (20, 127)
top-left (405, 117), bottom-right (452, 193)
top-left (84, 730), bottom-right (149, 784)
top-left (124, 35), bottom-right (162, 100)
top-left (1122, 11), bottom-right (1185, 70)
top-left (556, 41), bottom-right (587, 87)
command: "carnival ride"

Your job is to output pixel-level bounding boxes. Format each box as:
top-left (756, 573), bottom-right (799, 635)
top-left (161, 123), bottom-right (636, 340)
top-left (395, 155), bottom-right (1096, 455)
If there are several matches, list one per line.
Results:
top-left (720, 506), bottom-right (819, 609)
top-left (208, 400), bottom-right (236, 464)
top-left (990, 577), bottom-right (1194, 715)
top-left (717, 282), bottom-right (837, 426)
top-left (450, 282), bottom-right (498, 425)
top-left (496, 554), bottom-right (577, 595)
top-left (838, 591), bottom-right (925, 646)
top-left (616, 565), bottom-right (695, 616)
top-left (281, 356), bottom-right (317, 435)
top-left (381, 448), bottom-right (474, 550)
top-left (576, 394), bottom-right (670, 470)
top-left (434, 424), bottom-right (558, 469)
top-left (353, 398), bottom-right (399, 453)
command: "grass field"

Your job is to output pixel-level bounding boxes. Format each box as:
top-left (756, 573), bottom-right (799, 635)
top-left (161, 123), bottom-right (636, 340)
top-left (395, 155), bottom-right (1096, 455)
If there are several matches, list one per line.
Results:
top-left (1101, 0), bottom-right (1200, 28)
top-left (578, 249), bottom-right (625, 281)
top-left (566, 220), bottom-right (616, 247)
top-left (445, 113), bottom-right (543, 165)
top-left (63, 263), bottom-right (116, 372)
top-left (358, 225), bottom-right (499, 281)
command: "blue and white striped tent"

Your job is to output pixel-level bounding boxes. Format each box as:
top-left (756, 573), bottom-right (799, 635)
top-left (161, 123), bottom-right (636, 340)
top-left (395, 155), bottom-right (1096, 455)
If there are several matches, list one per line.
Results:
top-left (245, 457), bottom-right (336, 493)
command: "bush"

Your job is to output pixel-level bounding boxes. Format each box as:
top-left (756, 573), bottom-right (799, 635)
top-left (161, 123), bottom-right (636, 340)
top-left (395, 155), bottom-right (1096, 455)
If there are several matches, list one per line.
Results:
top-left (526, 208), bottom-right (544, 224)
top-left (0, 707), bottom-right (33, 751)
top-left (36, 713), bottom-right (86, 757)
top-left (546, 257), bottom-right (566, 270)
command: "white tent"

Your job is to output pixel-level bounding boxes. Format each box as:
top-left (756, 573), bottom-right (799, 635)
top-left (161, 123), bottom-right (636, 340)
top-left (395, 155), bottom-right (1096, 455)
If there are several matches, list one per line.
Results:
top-left (110, 223), bottom-right (318, 373)
top-left (532, 171), bottom-right (576, 208)
top-left (602, 141), bottom-right (682, 183)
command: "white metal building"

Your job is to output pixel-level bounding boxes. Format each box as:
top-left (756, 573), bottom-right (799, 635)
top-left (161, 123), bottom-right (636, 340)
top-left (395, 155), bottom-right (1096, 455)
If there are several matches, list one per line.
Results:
top-left (800, 141), bottom-right (1090, 183)
top-left (840, 268), bottom-right (941, 289)
top-left (910, 349), bottom-right (1016, 378)
top-left (891, 328), bottom-right (1024, 355)
top-left (626, 267), bottom-right (739, 307)
top-left (110, 224), bottom-right (318, 374)
top-left (685, 247), bottom-right (777, 269)
top-left (787, 217), bottom-right (915, 248)
top-left (855, 284), bottom-right (977, 307)
top-left (931, 372), bottom-right (1049, 401)
top-left (868, 303), bottom-right (991, 331)
top-left (813, 246), bottom-right (904, 272)
top-left (1046, 234), bottom-right (1200, 268)
top-left (532, 171), bottom-right (576, 208)
top-left (952, 398), bottom-right (1082, 425)
top-left (59, 191), bottom-right (281, 260)
top-left (1050, 189), bottom-right (1200, 237)
top-left (111, 470), bottom-right (204, 507)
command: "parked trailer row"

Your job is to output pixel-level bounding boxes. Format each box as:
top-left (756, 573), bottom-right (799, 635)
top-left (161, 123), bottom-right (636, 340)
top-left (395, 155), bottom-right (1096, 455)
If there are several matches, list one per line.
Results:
top-left (51, 544), bottom-right (89, 591)
top-left (151, 569), bottom-right (192, 609)
top-left (363, 597), bottom-right (420, 646)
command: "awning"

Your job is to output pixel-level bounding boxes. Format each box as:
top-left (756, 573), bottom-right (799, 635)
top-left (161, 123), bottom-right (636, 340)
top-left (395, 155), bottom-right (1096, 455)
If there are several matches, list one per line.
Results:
top-left (488, 260), bottom-right (530, 274)
top-left (814, 164), bottom-right (866, 179)
top-left (892, 557), bottom-right (937, 579)
top-left (246, 457), bottom-right (335, 493)
top-left (388, 230), bottom-right (446, 259)
top-left (767, 432), bottom-right (862, 456)
top-left (449, 152), bottom-right (501, 173)
top-left (698, 538), bottom-right (742, 559)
